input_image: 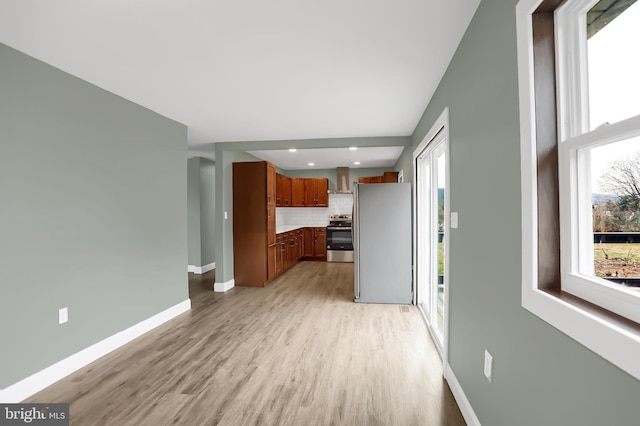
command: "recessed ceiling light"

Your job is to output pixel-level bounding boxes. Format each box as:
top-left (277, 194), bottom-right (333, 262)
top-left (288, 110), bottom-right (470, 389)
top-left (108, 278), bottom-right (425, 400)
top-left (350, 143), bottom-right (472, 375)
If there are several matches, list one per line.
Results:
top-left (349, 147), bottom-right (358, 151)
top-left (354, 161), bottom-right (361, 165)
top-left (289, 148), bottom-right (297, 152)
top-left (308, 162), bottom-right (315, 166)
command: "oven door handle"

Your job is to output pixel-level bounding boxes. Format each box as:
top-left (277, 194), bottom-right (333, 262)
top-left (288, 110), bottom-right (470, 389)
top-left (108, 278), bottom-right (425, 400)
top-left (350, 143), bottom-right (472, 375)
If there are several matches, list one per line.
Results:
top-left (327, 226), bottom-right (352, 231)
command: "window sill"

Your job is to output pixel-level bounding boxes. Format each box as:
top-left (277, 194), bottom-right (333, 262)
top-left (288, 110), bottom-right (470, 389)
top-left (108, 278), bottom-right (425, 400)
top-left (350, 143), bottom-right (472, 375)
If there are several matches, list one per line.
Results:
top-left (522, 285), bottom-right (640, 379)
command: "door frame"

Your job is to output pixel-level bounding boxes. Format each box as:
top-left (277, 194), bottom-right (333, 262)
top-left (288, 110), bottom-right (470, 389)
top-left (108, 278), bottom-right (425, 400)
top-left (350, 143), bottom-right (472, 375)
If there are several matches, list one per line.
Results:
top-left (412, 107), bottom-right (451, 367)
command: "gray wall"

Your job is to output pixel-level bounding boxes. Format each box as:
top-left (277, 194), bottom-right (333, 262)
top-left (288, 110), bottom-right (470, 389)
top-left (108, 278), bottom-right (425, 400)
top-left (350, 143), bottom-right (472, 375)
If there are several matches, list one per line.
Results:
top-left (213, 137), bottom-right (410, 284)
top-left (187, 157), bottom-right (216, 267)
top-left (199, 158), bottom-right (216, 266)
top-left (187, 158), bottom-right (202, 266)
top-left (0, 44), bottom-right (188, 389)
top-left (397, 1), bottom-right (640, 424)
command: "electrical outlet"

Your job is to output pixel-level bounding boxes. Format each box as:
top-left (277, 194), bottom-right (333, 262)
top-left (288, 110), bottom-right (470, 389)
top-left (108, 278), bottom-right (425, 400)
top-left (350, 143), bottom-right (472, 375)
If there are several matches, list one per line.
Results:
top-left (59, 307), bottom-right (68, 324)
top-left (484, 349), bottom-right (493, 382)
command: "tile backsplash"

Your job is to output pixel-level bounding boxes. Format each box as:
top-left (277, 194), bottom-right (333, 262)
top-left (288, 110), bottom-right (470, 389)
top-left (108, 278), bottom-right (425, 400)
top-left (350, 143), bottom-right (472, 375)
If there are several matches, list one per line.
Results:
top-left (328, 193), bottom-right (354, 215)
top-left (276, 193), bottom-right (353, 228)
top-left (277, 207), bottom-right (329, 227)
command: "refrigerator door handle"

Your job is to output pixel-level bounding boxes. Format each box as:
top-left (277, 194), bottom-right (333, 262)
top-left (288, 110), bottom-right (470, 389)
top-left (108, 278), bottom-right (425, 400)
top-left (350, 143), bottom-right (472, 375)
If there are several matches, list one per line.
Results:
top-left (353, 183), bottom-right (360, 300)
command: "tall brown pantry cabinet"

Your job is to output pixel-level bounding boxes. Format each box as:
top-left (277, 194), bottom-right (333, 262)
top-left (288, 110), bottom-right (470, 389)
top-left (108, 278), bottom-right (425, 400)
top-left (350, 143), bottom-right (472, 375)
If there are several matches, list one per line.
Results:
top-left (233, 161), bottom-right (277, 287)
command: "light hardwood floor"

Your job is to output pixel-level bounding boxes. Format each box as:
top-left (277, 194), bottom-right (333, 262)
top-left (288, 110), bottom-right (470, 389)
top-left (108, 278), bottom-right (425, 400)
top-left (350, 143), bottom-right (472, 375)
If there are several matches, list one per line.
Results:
top-left (27, 262), bottom-right (465, 425)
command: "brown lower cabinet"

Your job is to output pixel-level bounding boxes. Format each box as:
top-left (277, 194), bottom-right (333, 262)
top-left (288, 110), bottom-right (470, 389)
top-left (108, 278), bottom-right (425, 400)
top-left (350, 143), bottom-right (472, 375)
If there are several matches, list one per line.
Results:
top-left (268, 243), bottom-right (276, 280)
top-left (304, 227), bottom-right (326, 259)
top-left (303, 228), bottom-right (314, 257)
top-left (273, 227), bottom-right (326, 280)
top-left (275, 234), bottom-right (285, 276)
top-left (313, 228), bottom-right (327, 259)
top-left (295, 229), bottom-right (304, 260)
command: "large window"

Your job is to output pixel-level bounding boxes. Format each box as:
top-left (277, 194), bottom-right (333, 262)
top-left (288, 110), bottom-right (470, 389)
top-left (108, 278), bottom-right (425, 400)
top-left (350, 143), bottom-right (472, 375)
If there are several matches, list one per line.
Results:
top-left (557, 0), bottom-right (640, 323)
top-left (517, 0), bottom-right (640, 380)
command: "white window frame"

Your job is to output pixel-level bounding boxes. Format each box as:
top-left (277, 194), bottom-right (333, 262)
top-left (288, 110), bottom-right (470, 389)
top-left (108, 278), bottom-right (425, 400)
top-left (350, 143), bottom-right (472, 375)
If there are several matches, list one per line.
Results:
top-left (556, 0), bottom-right (640, 325)
top-left (560, 119), bottom-right (640, 324)
top-left (517, 0), bottom-right (640, 381)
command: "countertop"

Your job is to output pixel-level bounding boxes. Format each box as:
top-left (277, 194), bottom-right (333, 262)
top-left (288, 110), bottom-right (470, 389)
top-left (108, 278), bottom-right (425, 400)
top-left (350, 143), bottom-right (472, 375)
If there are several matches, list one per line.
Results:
top-left (276, 224), bottom-right (328, 234)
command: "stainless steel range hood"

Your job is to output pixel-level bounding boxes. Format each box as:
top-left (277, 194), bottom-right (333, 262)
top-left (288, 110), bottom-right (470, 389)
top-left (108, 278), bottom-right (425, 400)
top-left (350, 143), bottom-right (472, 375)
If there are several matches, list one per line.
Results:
top-left (331, 167), bottom-right (352, 193)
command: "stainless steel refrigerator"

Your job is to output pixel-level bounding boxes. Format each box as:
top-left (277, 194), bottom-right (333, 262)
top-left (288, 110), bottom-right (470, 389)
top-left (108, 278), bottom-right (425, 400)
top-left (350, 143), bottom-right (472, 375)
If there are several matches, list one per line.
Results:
top-left (353, 183), bottom-right (412, 304)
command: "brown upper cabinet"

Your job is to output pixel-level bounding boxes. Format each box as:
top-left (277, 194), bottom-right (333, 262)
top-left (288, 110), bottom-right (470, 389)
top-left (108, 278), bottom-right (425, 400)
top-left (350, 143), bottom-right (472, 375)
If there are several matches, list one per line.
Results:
top-left (285, 177), bottom-right (328, 207)
top-left (304, 178), bottom-right (329, 207)
top-left (362, 176), bottom-right (383, 184)
top-left (316, 178), bottom-right (329, 206)
top-left (291, 178), bottom-right (305, 207)
top-left (359, 171), bottom-right (399, 184)
top-left (383, 171), bottom-right (399, 183)
top-left (276, 173), bottom-right (292, 207)
top-left (276, 174), bottom-right (283, 206)
top-left (267, 163), bottom-right (276, 205)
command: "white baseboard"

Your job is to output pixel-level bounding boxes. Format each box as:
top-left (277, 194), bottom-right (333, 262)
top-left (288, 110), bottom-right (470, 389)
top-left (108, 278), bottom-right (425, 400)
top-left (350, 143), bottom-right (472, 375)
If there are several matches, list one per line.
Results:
top-left (214, 278), bottom-right (234, 292)
top-left (200, 262), bottom-right (215, 274)
top-left (187, 262), bottom-right (215, 274)
top-left (0, 299), bottom-right (191, 403)
top-left (444, 362), bottom-right (481, 426)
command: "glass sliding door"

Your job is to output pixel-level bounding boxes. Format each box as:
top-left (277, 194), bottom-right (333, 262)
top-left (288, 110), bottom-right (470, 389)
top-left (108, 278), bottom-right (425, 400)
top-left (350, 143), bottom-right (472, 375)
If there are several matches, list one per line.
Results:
top-left (416, 131), bottom-right (447, 354)
top-left (416, 153), bottom-right (432, 320)
top-left (435, 147), bottom-right (446, 341)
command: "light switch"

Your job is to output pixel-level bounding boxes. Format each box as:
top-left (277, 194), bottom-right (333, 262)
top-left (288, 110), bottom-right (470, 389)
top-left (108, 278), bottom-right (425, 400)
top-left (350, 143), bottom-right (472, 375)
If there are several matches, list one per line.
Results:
top-left (484, 349), bottom-right (493, 382)
top-left (59, 307), bottom-right (68, 324)
top-left (451, 212), bottom-right (458, 229)
top-left (224, 211), bottom-right (228, 220)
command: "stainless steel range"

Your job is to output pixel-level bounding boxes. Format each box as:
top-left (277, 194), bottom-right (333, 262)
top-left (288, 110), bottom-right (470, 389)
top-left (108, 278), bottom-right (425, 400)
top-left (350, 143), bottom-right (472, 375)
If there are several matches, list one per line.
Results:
top-left (326, 214), bottom-right (354, 263)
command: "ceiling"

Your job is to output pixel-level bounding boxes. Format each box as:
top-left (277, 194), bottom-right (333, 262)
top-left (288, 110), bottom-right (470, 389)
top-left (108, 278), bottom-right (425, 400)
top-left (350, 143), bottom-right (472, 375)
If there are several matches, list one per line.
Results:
top-left (0, 0), bottom-right (480, 160)
top-left (248, 146), bottom-right (405, 170)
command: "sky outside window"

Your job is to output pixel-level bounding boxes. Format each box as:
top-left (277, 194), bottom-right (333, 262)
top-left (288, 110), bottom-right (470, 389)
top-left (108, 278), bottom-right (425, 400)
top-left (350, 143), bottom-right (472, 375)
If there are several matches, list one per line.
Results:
top-left (588, 0), bottom-right (640, 193)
